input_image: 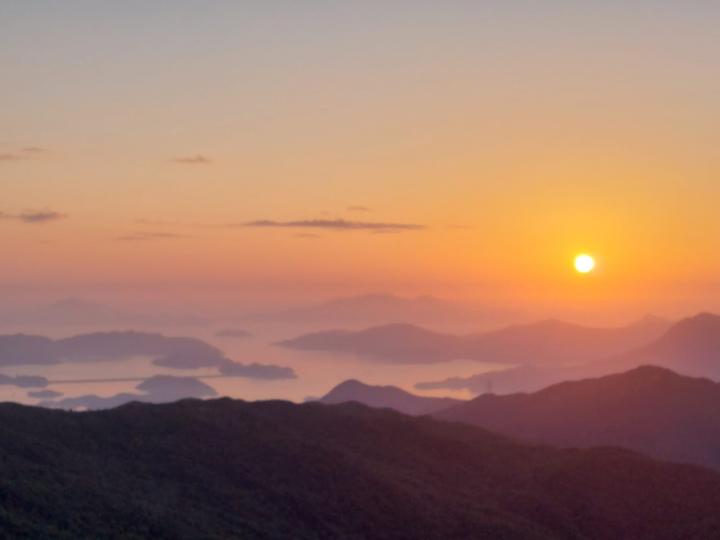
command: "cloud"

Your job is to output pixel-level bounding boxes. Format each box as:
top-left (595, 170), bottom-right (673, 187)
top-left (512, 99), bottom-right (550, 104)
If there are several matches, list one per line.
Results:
top-left (134, 218), bottom-right (173, 225)
top-left (347, 206), bottom-right (372, 212)
top-left (172, 154), bottom-right (211, 164)
top-left (19, 210), bottom-right (66, 223)
top-left (243, 219), bottom-right (424, 232)
top-left (115, 232), bottom-right (188, 241)
top-left (0, 209), bottom-right (67, 224)
top-left (0, 147), bottom-right (48, 161)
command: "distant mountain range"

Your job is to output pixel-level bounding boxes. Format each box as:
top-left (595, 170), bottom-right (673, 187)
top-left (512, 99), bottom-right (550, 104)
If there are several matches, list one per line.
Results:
top-left (317, 379), bottom-right (463, 415)
top-left (417, 312), bottom-right (720, 393)
top-left (244, 293), bottom-right (505, 326)
top-left (1, 398), bottom-right (720, 538)
top-left (278, 315), bottom-right (671, 365)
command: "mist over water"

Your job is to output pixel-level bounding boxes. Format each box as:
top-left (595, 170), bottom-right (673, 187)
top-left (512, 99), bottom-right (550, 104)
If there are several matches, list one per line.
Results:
top-left (0, 317), bottom-right (503, 405)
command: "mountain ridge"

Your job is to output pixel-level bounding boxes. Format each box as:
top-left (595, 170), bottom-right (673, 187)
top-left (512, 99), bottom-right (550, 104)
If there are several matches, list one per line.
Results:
top-left (1, 397), bottom-right (720, 538)
top-left (434, 364), bottom-right (720, 470)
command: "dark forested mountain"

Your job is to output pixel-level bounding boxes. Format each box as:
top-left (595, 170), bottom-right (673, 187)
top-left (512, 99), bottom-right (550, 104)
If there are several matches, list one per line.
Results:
top-left (0, 399), bottom-right (720, 539)
top-left (435, 365), bottom-right (720, 470)
top-left (317, 379), bottom-right (463, 415)
top-left (278, 316), bottom-right (670, 365)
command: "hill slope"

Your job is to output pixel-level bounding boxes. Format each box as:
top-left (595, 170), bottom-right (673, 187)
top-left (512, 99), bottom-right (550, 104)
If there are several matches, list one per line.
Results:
top-left (1, 398), bottom-right (720, 538)
top-left (435, 365), bottom-right (720, 470)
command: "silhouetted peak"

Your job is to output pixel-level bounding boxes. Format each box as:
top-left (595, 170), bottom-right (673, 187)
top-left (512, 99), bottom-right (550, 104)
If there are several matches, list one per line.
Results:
top-left (661, 312), bottom-right (720, 341)
top-left (621, 364), bottom-right (684, 380)
top-left (333, 379), bottom-right (369, 390)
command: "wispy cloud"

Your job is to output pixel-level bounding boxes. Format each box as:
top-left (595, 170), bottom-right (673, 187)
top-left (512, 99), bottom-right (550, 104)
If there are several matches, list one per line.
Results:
top-left (22, 146), bottom-right (47, 154)
top-left (347, 205), bottom-right (372, 212)
top-left (243, 219), bottom-right (424, 232)
top-left (19, 210), bottom-right (66, 223)
top-left (172, 154), bottom-right (211, 165)
top-left (0, 146), bottom-right (49, 161)
top-left (115, 232), bottom-right (189, 241)
top-left (134, 218), bottom-right (174, 226)
top-left (0, 209), bottom-right (67, 223)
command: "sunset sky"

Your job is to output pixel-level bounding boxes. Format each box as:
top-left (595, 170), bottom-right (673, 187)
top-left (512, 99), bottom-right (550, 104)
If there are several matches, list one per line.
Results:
top-left (3, 1), bottom-right (720, 320)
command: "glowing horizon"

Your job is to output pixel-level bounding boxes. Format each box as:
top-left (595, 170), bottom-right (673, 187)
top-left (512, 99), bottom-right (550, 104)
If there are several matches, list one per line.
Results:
top-left (3, 2), bottom-right (720, 321)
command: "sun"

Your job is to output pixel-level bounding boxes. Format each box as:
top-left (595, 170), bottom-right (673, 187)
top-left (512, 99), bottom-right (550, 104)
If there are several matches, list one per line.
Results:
top-left (574, 254), bottom-right (595, 274)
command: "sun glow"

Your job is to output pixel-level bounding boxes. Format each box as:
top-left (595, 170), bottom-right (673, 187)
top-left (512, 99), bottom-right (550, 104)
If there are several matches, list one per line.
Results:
top-left (574, 254), bottom-right (595, 274)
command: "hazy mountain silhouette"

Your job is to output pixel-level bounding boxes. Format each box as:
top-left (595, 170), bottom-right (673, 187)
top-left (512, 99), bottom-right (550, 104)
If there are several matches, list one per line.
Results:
top-left (0, 330), bottom-right (224, 367)
top-left (317, 379), bottom-right (463, 415)
top-left (606, 313), bottom-right (720, 377)
top-left (40, 375), bottom-right (218, 410)
top-left (218, 361), bottom-right (297, 380)
top-left (435, 365), bottom-right (720, 470)
top-left (245, 293), bottom-right (501, 327)
top-left (279, 323), bottom-right (460, 363)
top-left (1, 398), bottom-right (720, 538)
top-left (0, 330), bottom-right (296, 386)
top-left (416, 313), bottom-right (720, 394)
top-left (215, 328), bottom-right (254, 338)
top-left (0, 334), bottom-right (57, 365)
top-left (278, 315), bottom-right (670, 365)
top-left (27, 389), bottom-right (63, 399)
top-left (0, 298), bottom-right (210, 327)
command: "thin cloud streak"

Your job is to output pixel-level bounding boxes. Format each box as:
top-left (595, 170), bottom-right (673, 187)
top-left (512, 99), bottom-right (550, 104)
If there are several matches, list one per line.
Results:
top-left (243, 219), bottom-right (425, 232)
top-left (115, 232), bottom-right (189, 241)
top-left (0, 210), bottom-right (67, 223)
top-left (172, 154), bottom-right (211, 164)
top-left (19, 210), bottom-right (67, 223)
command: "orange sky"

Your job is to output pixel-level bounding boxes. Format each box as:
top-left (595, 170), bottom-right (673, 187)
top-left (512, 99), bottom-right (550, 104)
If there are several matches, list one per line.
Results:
top-left (2, 2), bottom-right (720, 321)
